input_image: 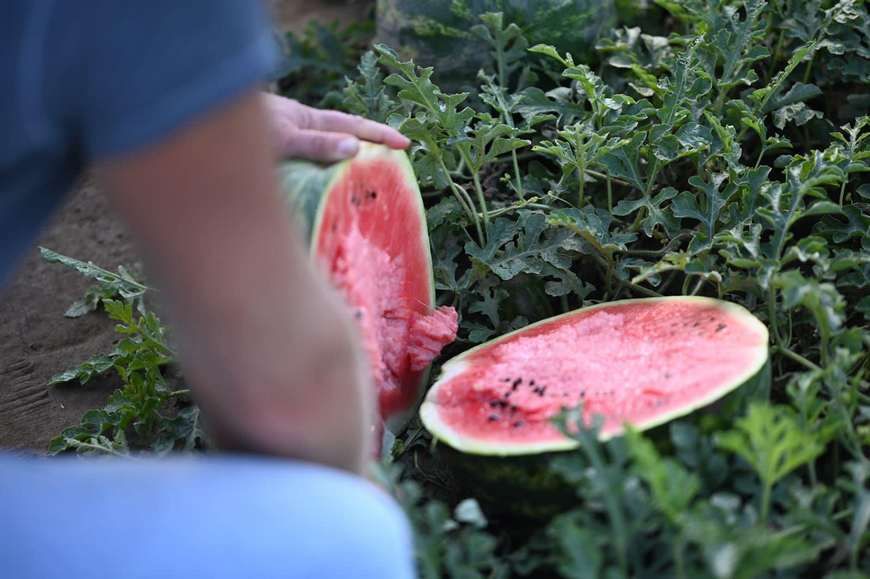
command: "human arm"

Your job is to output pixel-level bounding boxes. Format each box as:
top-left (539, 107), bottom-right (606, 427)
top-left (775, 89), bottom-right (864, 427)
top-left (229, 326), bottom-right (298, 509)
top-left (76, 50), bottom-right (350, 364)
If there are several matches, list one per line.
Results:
top-left (96, 90), bottom-right (374, 474)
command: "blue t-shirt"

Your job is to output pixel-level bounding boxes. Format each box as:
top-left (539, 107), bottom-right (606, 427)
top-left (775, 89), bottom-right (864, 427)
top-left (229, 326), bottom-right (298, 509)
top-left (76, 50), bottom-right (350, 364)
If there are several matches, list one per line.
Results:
top-left (0, 1), bottom-right (279, 284)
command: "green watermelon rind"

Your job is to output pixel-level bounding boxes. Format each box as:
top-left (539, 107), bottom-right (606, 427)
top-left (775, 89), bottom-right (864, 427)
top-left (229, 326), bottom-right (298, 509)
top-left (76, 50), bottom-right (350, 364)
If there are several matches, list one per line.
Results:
top-left (277, 143), bottom-right (437, 429)
top-left (420, 296), bottom-right (770, 456)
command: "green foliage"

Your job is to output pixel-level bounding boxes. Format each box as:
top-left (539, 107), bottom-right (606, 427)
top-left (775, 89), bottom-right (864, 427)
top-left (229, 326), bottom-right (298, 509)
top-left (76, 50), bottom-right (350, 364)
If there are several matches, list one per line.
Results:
top-left (46, 1), bottom-right (869, 576)
top-left (717, 403), bottom-right (826, 520)
top-left (377, 464), bottom-right (510, 579)
top-left (275, 18), bottom-right (374, 107)
top-left (354, 1), bottom-right (868, 575)
top-left (39, 247), bottom-right (148, 316)
top-left (43, 249), bottom-right (203, 457)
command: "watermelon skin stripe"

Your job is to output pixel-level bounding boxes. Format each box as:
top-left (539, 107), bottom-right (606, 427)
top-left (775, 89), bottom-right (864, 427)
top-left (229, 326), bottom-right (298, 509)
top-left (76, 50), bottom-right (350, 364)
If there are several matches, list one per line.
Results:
top-left (421, 296), bottom-right (770, 457)
top-left (277, 157), bottom-right (343, 244)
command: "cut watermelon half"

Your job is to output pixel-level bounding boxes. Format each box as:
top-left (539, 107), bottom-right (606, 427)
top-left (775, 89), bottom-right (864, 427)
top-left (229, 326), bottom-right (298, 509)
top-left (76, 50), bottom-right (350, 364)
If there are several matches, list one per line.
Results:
top-left (421, 297), bottom-right (768, 456)
top-left (278, 144), bottom-right (458, 430)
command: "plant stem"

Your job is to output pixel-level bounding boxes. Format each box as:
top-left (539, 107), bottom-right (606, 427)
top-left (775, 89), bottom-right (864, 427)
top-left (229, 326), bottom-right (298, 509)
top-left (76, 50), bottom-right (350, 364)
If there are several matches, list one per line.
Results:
top-left (628, 233), bottom-right (693, 257)
top-left (755, 145), bottom-right (766, 169)
top-left (577, 432), bottom-right (629, 576)
top-left (802, 52), bottom-right (815, 84)
top-left (481, 197), bottom-right (542, 219)
top-left (588, 251), bottom-right (662, 297)
top-left (455, 184), bottom-right (485, 244)
top-left (438, 158), bottom-right (484, 244)
top-left (67, 439), bottom-right (131, 458)
top-left (628, 207), bottom-right (648, 233)
top-left (574, 127), bottom-right (587, 208)
top-left (674, 532), bottom-right (687, 579)
top-left (644, 159), bottom-right (661, 199)
top-left (767, 285), bottom-right (783, 345)
top-left (760, 482), bottom-right (773, 523)
top-left (489, 72), bottom-right (524, 199)
top-left (766, 29), bottom-right (786, 81)
top-left (511, 150), bottom-right (524, 199)
top-left (773, 345), bottom-right (821, 372)
top-left (587, 169), bottom-right (631, 188)
top-left (471, 171), bottom-right (490, 237)
top-left (607, 175), bottom-right (613, 213)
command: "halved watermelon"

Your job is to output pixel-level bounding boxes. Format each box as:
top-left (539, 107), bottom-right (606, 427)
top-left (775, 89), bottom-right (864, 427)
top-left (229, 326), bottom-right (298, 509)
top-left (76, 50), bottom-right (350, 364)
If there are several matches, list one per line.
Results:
top-left (278, 144), bottom-right (458, 430)
top-left (421, 296), bottom-right (769, 455)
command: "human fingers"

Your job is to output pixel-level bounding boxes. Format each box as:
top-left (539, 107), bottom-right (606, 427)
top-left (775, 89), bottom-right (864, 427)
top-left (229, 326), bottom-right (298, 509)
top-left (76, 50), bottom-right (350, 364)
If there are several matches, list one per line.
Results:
top-left (277, 127), bottom-right (360, 162)
top-left (305, 108), bottom-right (410, 150)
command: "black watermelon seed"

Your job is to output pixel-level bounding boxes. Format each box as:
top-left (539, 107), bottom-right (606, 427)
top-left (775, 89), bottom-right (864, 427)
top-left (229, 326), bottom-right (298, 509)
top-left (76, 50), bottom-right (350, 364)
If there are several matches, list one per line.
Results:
top-left (502, 378), bottom-right (511, 383)
top-left (510, 405), bottom-right (518, 413)
top-left (487, 414), bottom-right (499, 422)
top-left (512, 378), bottom-right (522, 389)
top-left (715, 323), bottom-right (726, 332)
top-left (353, 310), bottom-right (363, 320)
top-left (664, 372), bottom-right (671, 379)
top-left (529, 379), bottom-right (536, 386)
top-left (512, 420), bottom-right (524, 428)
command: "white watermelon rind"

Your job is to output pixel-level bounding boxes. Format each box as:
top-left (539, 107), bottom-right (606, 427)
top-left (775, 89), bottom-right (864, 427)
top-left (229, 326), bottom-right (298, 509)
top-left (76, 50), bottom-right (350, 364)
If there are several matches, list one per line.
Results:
top-left (420, 296), bottom-right (770, 456)
top-left (278, 143), bottom-right (437, 431)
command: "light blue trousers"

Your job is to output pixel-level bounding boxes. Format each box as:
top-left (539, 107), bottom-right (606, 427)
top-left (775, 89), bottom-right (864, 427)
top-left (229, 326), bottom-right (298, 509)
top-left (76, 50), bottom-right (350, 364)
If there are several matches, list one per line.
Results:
top-left (0, 454), bottom-right (416, 578)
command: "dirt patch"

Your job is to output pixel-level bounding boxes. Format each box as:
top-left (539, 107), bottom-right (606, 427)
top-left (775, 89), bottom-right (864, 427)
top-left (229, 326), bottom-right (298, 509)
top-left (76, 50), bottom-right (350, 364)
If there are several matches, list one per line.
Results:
top-left (0, 0), bottom-right (372, 453)
top-left (0, 183), bottom-right (136, 453)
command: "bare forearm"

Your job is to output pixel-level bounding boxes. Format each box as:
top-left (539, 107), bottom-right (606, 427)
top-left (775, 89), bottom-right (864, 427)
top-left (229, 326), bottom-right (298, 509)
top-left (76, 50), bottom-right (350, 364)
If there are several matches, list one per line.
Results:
top-left (97, 91), bottom-right (373, 472)
top-left (148, 217), bottom-right (373, 472)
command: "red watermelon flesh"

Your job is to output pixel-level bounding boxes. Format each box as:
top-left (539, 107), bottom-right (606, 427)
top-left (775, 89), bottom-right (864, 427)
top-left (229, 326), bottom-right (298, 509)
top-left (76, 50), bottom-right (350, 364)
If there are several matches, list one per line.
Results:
top-left (421, 297), bottom-right (768, 455)
top-left (311, 153), bottom-right (458, 421)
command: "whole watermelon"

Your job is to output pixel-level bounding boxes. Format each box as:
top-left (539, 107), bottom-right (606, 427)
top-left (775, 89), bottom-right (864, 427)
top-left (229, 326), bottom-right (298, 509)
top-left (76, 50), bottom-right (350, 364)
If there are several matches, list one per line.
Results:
top-left (376, 0), bottom-right (617, 91)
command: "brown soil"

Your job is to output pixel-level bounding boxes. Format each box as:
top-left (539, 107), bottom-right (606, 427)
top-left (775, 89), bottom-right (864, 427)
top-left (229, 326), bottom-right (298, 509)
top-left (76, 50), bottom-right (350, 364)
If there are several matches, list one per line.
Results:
top-left (0, 183), bottom-right (137, 453)
top-left (0, 0), bottom-right (372, 454)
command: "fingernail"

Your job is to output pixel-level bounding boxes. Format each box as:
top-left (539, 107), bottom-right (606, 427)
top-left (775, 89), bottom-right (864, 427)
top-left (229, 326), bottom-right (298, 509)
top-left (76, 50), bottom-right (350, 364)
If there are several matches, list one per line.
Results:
top-left (337, 138), bottom-right (359, 158)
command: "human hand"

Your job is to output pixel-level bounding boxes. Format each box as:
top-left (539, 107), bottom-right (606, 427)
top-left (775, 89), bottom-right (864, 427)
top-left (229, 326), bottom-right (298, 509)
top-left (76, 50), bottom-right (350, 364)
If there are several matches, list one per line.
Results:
top-left (262, 93), bottom-right (410, 162)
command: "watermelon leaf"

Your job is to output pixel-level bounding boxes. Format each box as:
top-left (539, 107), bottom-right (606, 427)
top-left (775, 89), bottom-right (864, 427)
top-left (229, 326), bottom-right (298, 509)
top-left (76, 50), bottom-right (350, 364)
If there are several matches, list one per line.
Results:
top-left (716, 403), bottom-right (826, 521)
top-left (626, 428), bottom-right (700, 523)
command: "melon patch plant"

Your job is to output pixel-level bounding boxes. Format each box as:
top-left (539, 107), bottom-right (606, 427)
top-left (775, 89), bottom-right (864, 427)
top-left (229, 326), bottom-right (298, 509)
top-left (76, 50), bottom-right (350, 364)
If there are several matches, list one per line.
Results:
top-left (44, 0), bottom-right (869, 576)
